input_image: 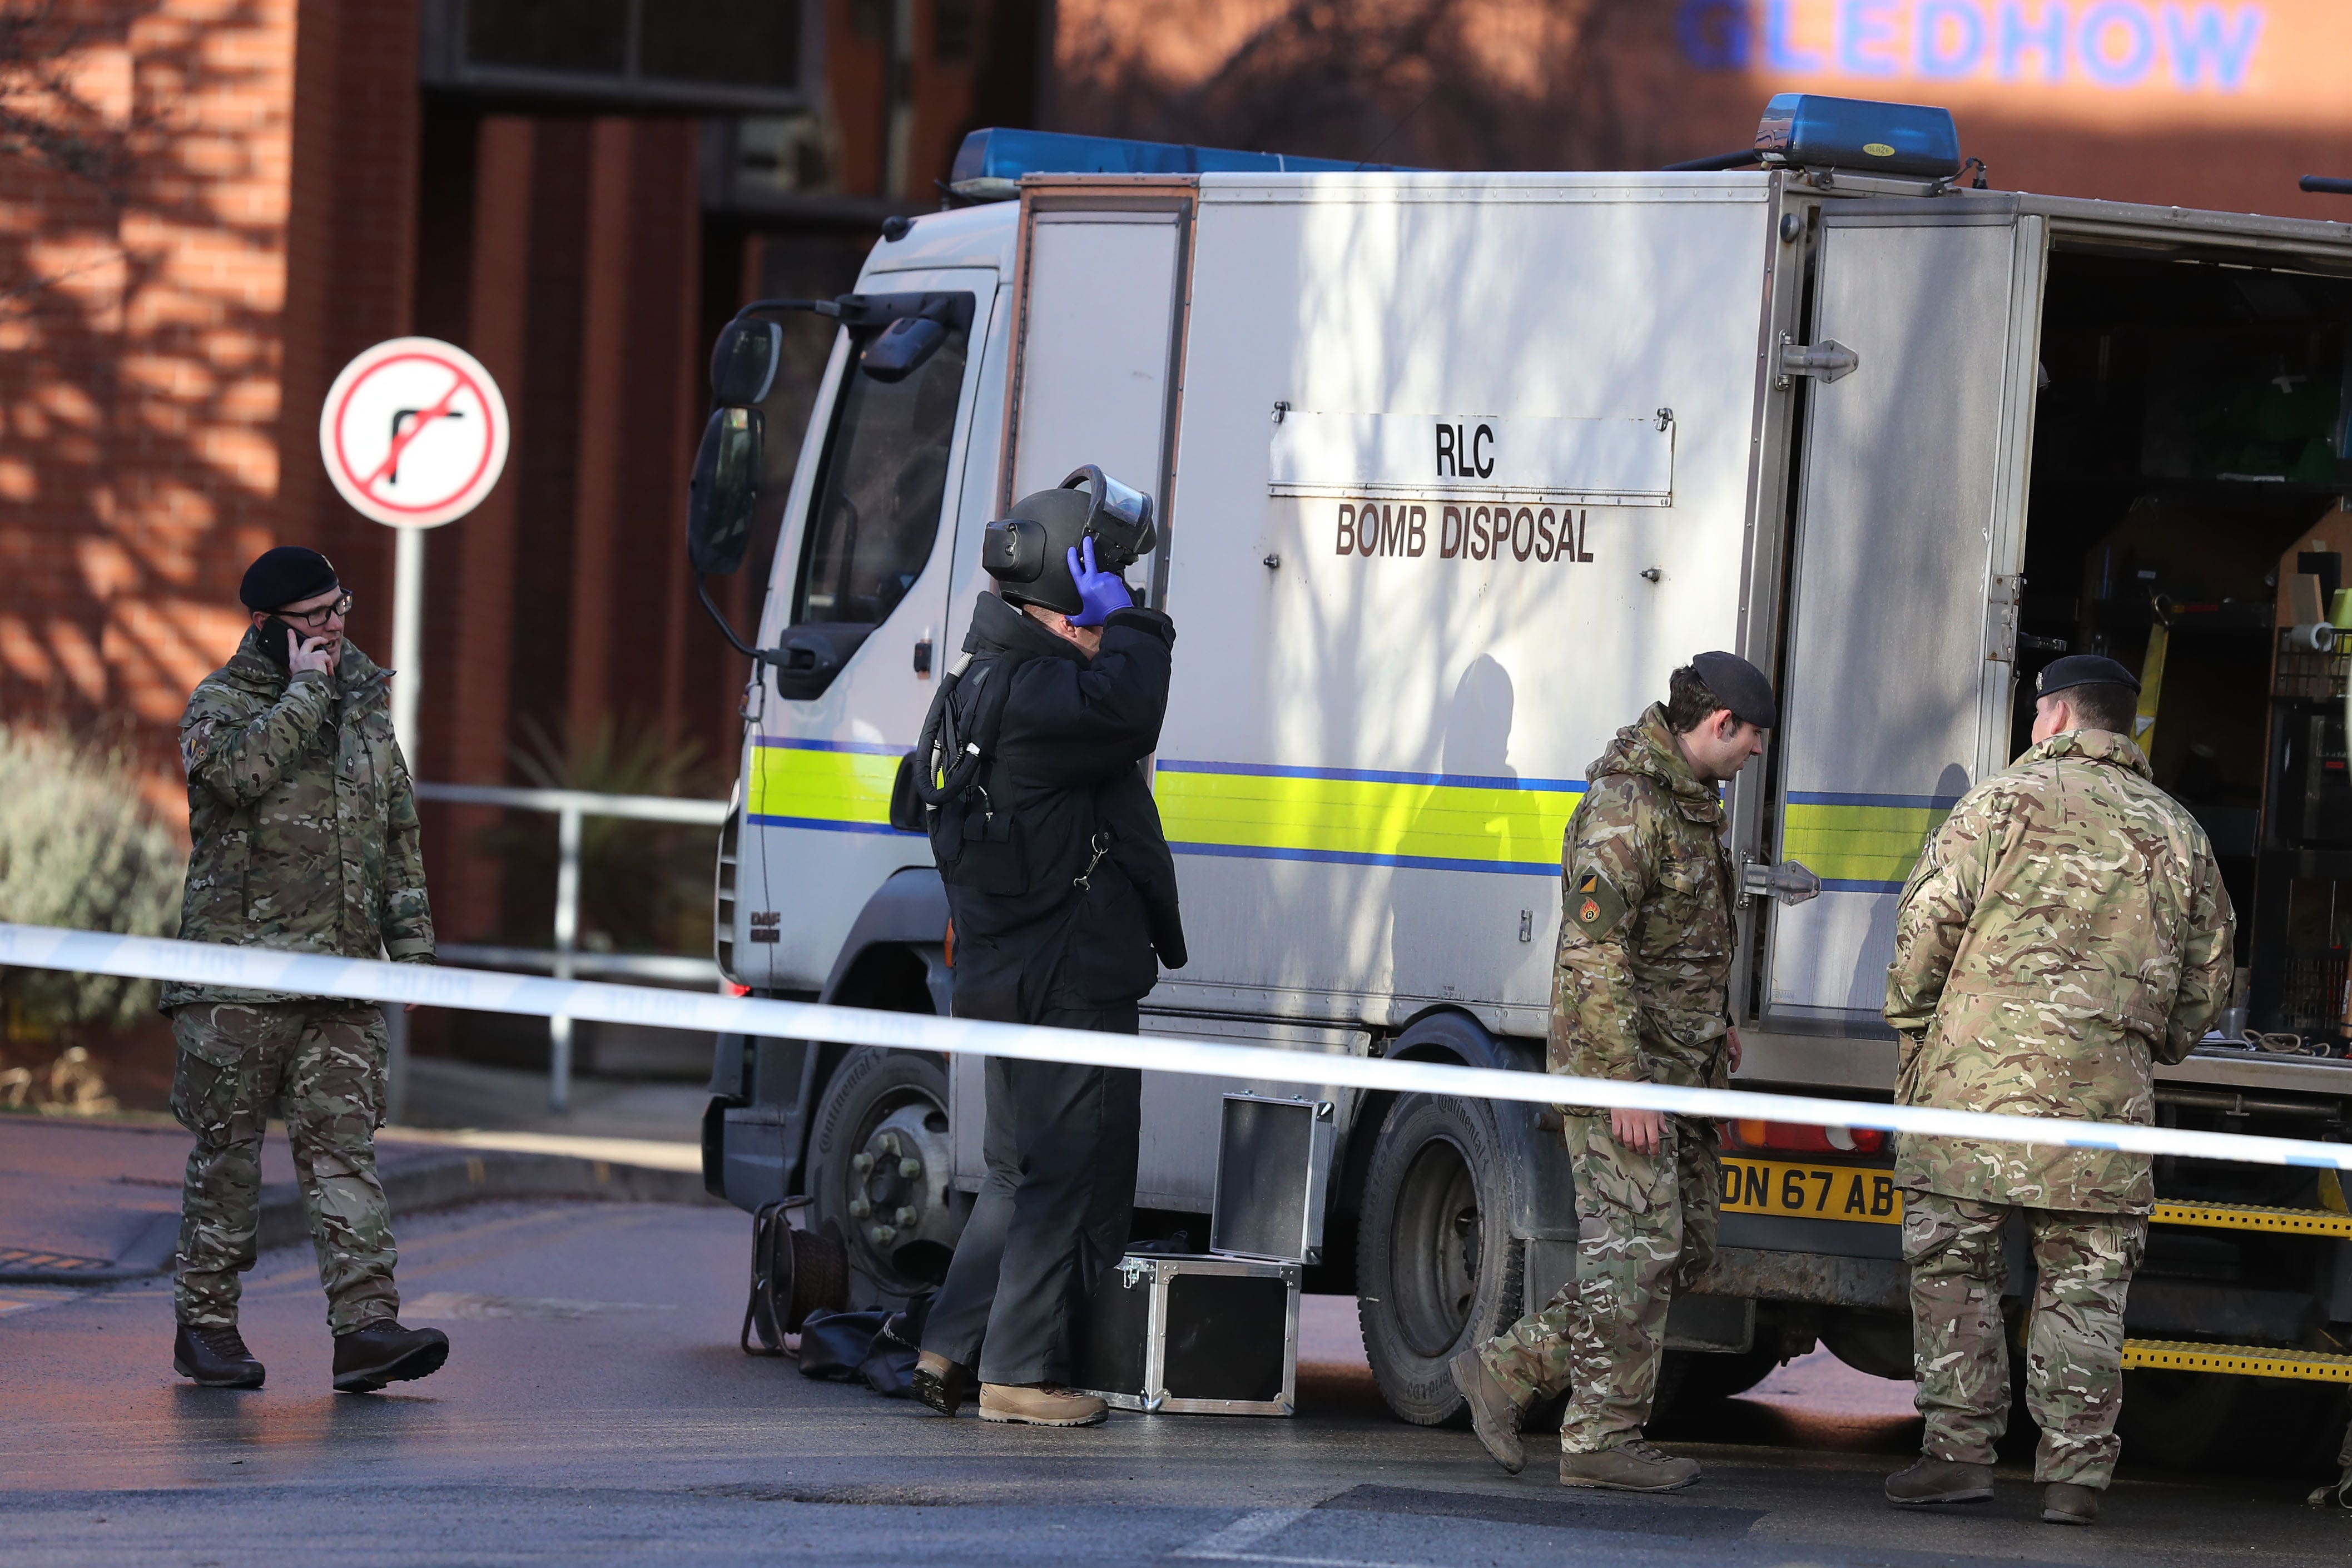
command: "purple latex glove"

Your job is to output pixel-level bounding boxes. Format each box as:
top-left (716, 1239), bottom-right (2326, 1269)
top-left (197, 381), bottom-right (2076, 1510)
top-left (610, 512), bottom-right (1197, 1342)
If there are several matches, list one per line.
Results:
top-left (1065, 537), bottom-right (1133, 626)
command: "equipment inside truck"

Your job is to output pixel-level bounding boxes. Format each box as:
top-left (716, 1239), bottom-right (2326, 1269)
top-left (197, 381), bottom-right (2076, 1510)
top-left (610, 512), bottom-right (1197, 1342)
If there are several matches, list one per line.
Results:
top-left (2007, 245), bottom-right (2352, 1466)
top-left (2017, 244), bottom-right (2352, 1042)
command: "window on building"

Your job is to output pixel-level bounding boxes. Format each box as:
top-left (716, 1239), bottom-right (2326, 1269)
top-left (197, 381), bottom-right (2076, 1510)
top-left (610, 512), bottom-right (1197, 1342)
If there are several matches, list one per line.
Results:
top-left (639, 0), bottom-right (801, 90)
top-left (429, 0), bottom-right (812, 109)
top-left (792, 320), bottom-right (969, 627)
top-left (933, 0), bottom-right (979, 64)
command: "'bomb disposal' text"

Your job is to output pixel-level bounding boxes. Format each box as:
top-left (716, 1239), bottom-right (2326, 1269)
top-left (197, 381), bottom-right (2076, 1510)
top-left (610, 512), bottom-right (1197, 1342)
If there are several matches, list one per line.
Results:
top-left (1334, 501), bottom-right (1595, 563)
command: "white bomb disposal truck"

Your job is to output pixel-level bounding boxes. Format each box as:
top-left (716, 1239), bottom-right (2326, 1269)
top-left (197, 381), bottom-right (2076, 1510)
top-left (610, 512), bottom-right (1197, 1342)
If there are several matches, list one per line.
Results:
top-left (689, 98), bottom-right (2352, 1459)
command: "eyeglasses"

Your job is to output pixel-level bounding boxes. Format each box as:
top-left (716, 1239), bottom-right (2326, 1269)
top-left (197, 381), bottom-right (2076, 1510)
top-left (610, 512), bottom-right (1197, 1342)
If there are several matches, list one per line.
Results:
top-left (281, 591), bottom-right (353, 629)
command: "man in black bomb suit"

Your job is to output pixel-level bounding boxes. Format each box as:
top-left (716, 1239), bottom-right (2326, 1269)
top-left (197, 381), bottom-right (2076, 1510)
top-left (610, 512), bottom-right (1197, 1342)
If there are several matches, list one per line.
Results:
top-left (907, 473), bottom-right (1185, 1428)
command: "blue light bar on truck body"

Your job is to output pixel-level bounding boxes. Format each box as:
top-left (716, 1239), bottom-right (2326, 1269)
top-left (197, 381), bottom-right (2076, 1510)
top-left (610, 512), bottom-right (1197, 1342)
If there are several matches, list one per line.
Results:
top-left (1755, 94), bottom-right (1961, 180)
top-left (948, 127), bottom-right (1413, 200)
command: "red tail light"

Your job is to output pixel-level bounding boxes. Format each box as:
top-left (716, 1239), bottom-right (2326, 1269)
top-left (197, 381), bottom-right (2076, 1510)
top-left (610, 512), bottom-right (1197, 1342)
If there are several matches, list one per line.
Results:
top-left (725, 982), bottom-right (751, 998)
top-left (1719, 1118), bottom-right (1885, 1155)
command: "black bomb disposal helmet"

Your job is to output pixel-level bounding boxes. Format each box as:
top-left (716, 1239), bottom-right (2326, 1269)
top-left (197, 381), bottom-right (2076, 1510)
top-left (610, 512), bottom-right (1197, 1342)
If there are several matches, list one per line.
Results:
top-left (981, 465), bottom-right (1159, 615)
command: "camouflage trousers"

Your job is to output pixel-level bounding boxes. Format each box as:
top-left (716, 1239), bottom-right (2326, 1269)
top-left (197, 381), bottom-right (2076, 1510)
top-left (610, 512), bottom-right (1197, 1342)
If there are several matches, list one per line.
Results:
top-left (1904, 1190), bottom-right (2147, 1488)
top-left (2326, 1421), bottom-right (2352, 1509)
top-left (170, 1002), bottom-right (400, 1336)
top-left (1479, 1113), bottom-right (1720, 1453)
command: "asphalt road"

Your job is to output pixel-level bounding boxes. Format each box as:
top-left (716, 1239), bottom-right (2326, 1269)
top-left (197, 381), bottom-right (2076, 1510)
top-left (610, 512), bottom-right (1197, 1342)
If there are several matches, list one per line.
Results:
top-left (3, 1198), bottom-right (2344, 1568)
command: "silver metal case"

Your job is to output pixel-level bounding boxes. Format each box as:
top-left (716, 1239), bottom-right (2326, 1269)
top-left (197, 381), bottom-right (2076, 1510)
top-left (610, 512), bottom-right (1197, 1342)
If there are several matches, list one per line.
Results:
top-left (1208, 1093), bottom-right (1334, 1264)
top-left (1077, 1253), bottom-right (1301, 1416)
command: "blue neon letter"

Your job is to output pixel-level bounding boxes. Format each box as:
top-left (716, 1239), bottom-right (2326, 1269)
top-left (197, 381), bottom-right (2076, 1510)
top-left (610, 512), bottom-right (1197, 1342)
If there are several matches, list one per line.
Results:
top-left (2078, 1), bottom-right (2156, 85)
top-left (2164, 3), bottom-right (2262, 90)
top-left (1917, 0), bottom-right (1988, 76)
top-left (1838, 0), bottom-right (1902, 75)
top-left (1676, 0), bottom-right (1751, 67)
top-left (1998, 1), bottom-right (2070, 80)
top-left (1765, 0), bottom-right (1825, 70)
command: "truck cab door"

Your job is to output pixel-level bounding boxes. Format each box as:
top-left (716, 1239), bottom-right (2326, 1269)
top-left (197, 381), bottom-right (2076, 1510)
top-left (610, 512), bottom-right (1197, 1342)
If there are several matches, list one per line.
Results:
top-left (732, 269), bottom-right (999, 990)
top-left (1763, 200), bottom-right (2046, 1033)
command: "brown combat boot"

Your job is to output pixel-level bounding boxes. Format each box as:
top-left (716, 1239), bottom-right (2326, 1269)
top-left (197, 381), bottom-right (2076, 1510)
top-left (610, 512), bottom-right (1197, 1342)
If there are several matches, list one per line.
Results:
top-left (977, 1383), bottom-right (1108, 1427)
top-left (1559, 1438), bottom-right (1700, 1492)
top-left (911, 1351), bottom-right (970, 1417)
top-left (2041, 1482), bottom-right (2099, 1525)
top-left (1448, 1348), bottom-right (1527, 1475)
top-left (1884, 1456), bottom-right (1994, 1505)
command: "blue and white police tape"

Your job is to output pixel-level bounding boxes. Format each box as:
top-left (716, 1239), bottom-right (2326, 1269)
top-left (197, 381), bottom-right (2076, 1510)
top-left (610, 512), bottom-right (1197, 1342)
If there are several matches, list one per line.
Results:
top-left (4, 921), bottom-right (2347, 1173)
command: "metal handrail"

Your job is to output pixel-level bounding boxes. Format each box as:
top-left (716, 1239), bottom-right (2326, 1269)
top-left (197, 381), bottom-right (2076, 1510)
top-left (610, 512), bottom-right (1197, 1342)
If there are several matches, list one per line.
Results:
top-left (434, 944), bottom-right (721, 985)
top-left (414, 781), bottom-right (731, 1110)
top-left (415, 782), bottom-right (728, 825)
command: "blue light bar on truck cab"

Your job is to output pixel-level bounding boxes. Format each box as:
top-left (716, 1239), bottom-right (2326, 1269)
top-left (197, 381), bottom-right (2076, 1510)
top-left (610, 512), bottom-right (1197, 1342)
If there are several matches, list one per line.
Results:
top-left (1754, 95), bottom-right (1961, 180)
top-left (947, 127), bottom-right (1411, 200)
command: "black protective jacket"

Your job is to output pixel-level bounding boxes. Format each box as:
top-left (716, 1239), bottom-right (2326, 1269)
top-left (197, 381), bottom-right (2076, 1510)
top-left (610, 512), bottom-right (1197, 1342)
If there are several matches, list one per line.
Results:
top-left (936, 593), bottom-right (1185, 1023)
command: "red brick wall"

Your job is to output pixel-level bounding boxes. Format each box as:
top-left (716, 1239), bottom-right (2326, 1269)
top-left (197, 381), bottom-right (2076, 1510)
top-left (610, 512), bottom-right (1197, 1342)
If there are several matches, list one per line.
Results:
top-left (2, 0), bottom-right (1041, 962)
top-left (0, 0), bottom-right (416, 822)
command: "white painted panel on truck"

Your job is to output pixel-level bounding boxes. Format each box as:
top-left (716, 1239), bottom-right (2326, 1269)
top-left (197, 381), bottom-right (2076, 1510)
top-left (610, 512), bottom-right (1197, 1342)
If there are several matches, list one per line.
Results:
top-left (734, 266), bottom-right (1000, 989)
top-left (1152, 175), bottom-right (1778, 1034)
top-left (1271, 410), bottom-right (1675, 506)
top-left (1006, 212), bottom-right (1182, 507)
top-left (1765, 209), bottom-right (2038, 1026)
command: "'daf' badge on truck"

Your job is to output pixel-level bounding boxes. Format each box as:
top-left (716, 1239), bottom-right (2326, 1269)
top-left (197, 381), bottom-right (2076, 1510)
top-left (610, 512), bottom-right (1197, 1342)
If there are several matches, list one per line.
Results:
top-left (1570, 871), bottom-right (1625, 939)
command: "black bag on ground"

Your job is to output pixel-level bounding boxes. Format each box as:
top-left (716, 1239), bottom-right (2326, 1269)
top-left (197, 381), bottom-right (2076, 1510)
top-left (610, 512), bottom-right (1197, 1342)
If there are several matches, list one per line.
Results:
top-left (796, 1291), bottom-right (935, 1397)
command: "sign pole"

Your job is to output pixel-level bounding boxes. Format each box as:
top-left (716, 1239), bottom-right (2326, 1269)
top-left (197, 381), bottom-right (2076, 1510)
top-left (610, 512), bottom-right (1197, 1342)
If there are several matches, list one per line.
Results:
top-left (390, 525), bottom-right (425, 763)
top-left (383, 526), bottom-right (425, 1125)
top-left (320, 336), bottom-right (509, 1129)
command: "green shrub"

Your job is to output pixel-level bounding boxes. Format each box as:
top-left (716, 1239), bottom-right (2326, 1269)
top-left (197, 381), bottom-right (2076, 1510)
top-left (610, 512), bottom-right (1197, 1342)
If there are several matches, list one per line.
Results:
top-left (484, 714), bottom-right (720, 958)
top-left (0, 724), bottom-right (187, 1033)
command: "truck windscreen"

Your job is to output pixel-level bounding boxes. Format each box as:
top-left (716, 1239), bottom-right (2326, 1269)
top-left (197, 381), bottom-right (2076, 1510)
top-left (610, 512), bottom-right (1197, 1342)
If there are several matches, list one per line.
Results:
top-left (791, 316), bottom-right (970, 627)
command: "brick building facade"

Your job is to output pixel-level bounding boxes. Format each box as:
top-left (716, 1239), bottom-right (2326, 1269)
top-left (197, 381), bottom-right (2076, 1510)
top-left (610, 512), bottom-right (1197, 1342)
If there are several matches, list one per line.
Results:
top-left (1, 1), bottom-right (1040, 966)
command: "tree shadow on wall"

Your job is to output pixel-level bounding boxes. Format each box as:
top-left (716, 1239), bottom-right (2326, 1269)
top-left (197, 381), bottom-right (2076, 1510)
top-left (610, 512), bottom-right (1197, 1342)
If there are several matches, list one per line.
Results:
top-left (1051, 1), bottom-right (1728, 173)
top-left (0, 2), bottom-right (294, 784)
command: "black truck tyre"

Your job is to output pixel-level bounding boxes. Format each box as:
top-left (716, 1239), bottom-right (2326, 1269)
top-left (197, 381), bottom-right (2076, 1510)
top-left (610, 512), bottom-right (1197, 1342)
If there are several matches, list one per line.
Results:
top-left (1357, 1091), bottom-right (1526, 1426)
top-left (807, 1047), bottom-right (957, 1307)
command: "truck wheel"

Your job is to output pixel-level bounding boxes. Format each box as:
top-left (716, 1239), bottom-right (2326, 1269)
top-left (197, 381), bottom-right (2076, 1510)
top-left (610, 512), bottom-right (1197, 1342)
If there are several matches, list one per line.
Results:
top-left (807, 1047), bottom-right (957, 1307)
top-left (1357, 1092), bottom-right (1525, 1426)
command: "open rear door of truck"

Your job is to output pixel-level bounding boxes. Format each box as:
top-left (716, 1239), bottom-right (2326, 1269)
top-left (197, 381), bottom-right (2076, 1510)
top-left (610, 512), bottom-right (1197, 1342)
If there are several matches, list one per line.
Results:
top-left (1763, 197), bottom-right (2047, 1036)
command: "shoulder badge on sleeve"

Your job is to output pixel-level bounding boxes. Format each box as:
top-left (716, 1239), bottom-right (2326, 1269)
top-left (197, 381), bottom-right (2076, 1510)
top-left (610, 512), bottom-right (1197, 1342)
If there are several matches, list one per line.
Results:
top-left (1570, 869), bottom-right (1627, 940)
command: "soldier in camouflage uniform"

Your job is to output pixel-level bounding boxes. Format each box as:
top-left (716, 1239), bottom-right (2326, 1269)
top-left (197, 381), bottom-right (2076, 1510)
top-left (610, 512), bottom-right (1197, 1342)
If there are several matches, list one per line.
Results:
top-left (1883, 654), bottom-right (2232, 1526)
top-left (165, 547), bottom-right (451, 1395)
top-left (2315, 1422), bottom-right (2352, 1510)
top-left (1451, 652), bottom-right (1777, 1493)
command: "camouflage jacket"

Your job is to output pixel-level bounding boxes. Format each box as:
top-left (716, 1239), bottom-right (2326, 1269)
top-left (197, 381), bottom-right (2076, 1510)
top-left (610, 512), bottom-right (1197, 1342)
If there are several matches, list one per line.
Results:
top-left (161, 627), bottom-right (433, 1009)
top-left (1884, 728), bottom-right (2233, 1214)
top-left (1550, 705), bottom-right (1736, 1091)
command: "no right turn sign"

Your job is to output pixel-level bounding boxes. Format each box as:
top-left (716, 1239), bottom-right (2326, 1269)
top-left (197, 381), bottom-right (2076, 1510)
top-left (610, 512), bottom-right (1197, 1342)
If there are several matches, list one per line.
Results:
top-left (319, 338), bottom-right (510, 529)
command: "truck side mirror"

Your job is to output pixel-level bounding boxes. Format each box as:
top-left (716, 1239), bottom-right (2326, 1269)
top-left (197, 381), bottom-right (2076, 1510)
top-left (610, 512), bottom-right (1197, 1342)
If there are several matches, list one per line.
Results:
top-left (687, 406), bottom-right (762, 577)
top-left (711, 319), bottom-right (782, 405)
top-left (860, 315), bottom-right (947, 383)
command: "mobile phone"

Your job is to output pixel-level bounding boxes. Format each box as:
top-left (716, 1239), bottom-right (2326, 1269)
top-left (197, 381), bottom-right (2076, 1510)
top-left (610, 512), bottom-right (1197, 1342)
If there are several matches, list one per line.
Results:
top-left (256, 616), bottom-right (310, 669)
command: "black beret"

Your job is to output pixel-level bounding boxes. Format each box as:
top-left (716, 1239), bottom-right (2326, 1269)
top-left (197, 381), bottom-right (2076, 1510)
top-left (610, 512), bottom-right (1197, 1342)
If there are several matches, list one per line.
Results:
top-left (239, 546), bottom-right (338, 611)
top-left (2036, 653), bottom-right (2140, 698)
top-left (1691, 650), bottom-right (1778, 729)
